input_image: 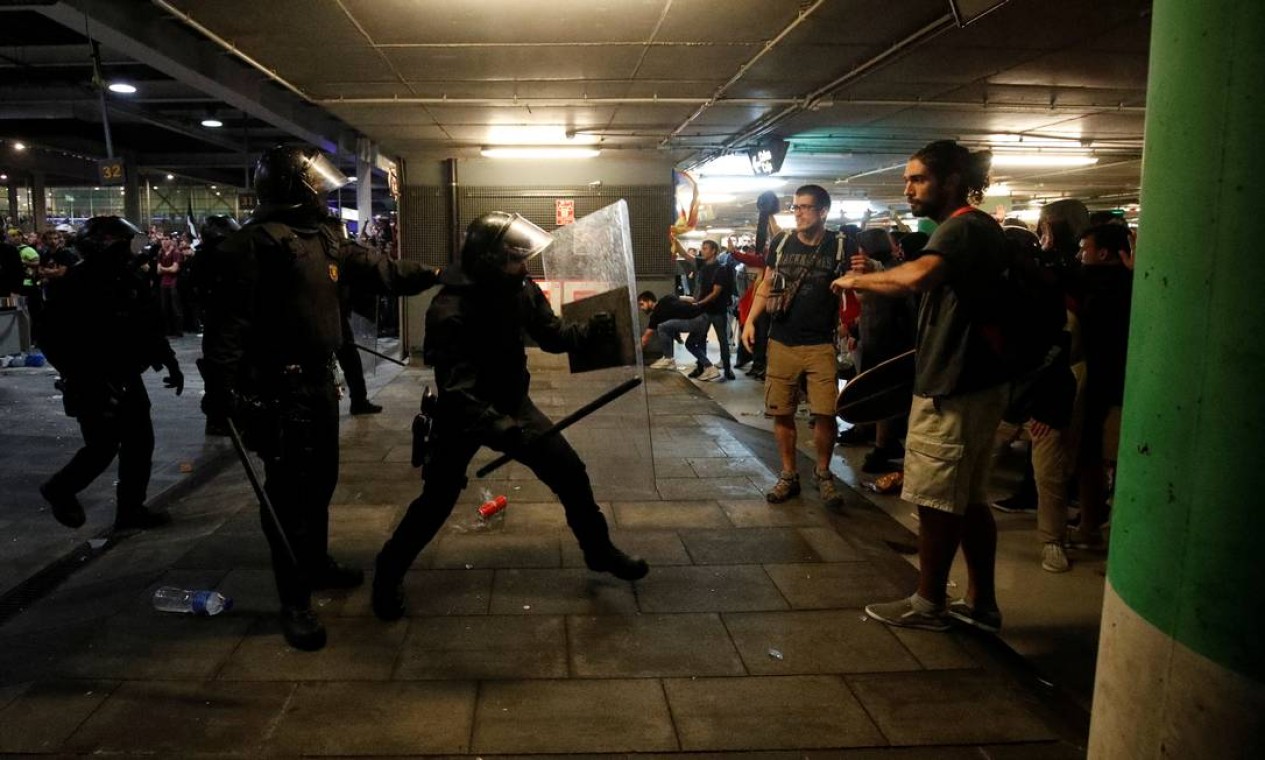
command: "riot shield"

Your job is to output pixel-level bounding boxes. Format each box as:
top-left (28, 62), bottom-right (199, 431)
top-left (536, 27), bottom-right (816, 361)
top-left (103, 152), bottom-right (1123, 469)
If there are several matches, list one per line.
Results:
top-left (536, 199), bottom-right (655, 500)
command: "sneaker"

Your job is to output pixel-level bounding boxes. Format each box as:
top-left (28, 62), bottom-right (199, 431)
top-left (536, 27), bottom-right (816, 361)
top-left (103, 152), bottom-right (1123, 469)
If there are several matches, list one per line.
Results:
top-left (865, 596), bottom-right (951, 632)
top-left (280, 606), bottom-right (327, 651)
top-left (744, 364), bottom-right (764, 376)
top-left (991, 494), bottom-right (1038, 514)
top-left (697, 366), bottom-right (721, 382)
top-left (40, 482), bottom-right (85, 529)
top-left (1068, 526), bottom-right (1106, 551)
top-left (687, 365), bottom-right (706, 379)
top-left (649, 357), bottom-right (676, 370)
top-left (1042, 541), bottom-right (1071, 573)
top-left (814, 468), bottom-right (844, 510)
top-left (946, 600), bottom-right (1003, 633)
top-left (349, 400), bottom-right (383, 415)
top-left (766, 471), bottom-right (801, 504)
top-left (749, 368), bottom-right (765, 380)
top-left (311, 557), bottom-right (365, 590)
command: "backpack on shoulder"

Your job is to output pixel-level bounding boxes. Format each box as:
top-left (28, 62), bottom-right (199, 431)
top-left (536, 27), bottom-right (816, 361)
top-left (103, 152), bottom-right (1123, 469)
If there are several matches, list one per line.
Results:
top-left (765, 231), bottom-right (846, 319)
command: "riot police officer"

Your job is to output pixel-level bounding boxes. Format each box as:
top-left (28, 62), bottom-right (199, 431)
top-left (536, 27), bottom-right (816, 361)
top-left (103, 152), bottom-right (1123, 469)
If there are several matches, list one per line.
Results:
top-left (372, 212), bottom-right (649, 622)
top-left (192, 215), bottom-right (240, 436)
top-left (39, 216), bottom-right (184, 531)
top-left (199, 145), bottom-right (440, 651)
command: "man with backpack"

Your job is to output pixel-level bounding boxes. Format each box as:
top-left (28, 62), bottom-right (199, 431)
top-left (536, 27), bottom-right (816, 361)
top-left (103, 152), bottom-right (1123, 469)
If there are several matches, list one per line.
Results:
top-left (831, 141), bottom-right (1010, 634)
top-left (689, 239), bottom-right (735, 381)
top-left (741, 184), bottom-right (848, 509)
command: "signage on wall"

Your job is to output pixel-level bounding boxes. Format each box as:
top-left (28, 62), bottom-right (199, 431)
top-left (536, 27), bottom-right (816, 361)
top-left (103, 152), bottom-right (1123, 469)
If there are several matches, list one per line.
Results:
top-left (747, 139), bottom-right (788, 176)
top-left (387, 166), bottom-right (400, 200)
top-left (555, 198), bottom-right (576, 226)
top-left (97, 158), bottom-right (126, 186)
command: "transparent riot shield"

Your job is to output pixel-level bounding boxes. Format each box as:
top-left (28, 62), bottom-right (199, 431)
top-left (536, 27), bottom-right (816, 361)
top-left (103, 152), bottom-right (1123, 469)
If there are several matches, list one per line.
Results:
top-left (536, 200), bottom-right (656, 500)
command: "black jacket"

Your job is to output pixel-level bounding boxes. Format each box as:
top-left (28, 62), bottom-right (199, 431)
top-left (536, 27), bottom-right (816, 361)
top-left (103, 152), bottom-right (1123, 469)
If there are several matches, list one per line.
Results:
top-left (424, 273), bottom-right (597, 444)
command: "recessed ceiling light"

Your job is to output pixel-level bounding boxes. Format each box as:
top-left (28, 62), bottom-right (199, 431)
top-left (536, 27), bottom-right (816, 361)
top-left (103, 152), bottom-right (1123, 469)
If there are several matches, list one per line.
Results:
top-left (108, 83), bottom-right (137, 94)
top-left (481, 147), bottom-right (600, 159)
top-left (166, 174), bottom-right (174, 180)
top-left (0, 174), bottom-right (7, 180)
top-left (13, 142), bottom-right (26, 151)
top-left (990, 154), bottom-right (1098, 168)
top-left (201, 119), bottom-right (223, 128)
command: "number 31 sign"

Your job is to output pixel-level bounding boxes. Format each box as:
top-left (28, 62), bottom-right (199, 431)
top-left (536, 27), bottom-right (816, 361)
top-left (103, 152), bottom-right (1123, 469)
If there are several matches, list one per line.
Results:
top-left (98, 158), bottom-right (126, 186)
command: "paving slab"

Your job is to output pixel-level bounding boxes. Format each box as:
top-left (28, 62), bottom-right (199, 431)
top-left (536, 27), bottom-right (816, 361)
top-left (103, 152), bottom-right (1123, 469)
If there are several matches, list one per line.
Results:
top-left (0, 680), bottom-right (116, 754)
top-left (635, 565), bottom-right (789, 614)
top-left (217, 616), bottom-right (407, 681)
top-left (679, 527), bottom-right (822, 565)
top-left (663, 675), bottom-right (886, 751)
top-left (490, 568), bottom-right (639, 616)
top-left (763, 562), bottom-right (907, 610)
top-left (568, 612), bottom-right (745, 677)
top-left (610, 500), bottom-right (732, 530)
top-left (560, 530), bottom-right (693, 568)
top-left (473, 679), bottom-right (678, 754)
top-left (723, 610), bottom-right (920, 675)
top-left (718, 497), bottom-right (831, 527)
top-left (54, 610), bottom-right (252, 680)
top-left (396, 615), bottom-right (567, 680)
top-left (846, 670), bottom-right (1057, 746)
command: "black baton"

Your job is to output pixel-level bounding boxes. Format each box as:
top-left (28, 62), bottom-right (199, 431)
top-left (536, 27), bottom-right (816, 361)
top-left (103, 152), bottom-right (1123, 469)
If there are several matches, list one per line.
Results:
top-left (476, 376), bottom-right (642, 478)
top-left (354, 342), bottom-right (409, 367)
top-left (225, 418), bottom-right (300, 570)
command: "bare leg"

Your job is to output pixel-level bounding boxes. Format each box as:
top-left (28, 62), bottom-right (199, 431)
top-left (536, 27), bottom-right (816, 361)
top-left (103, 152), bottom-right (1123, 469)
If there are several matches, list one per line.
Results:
top-left (812, 414), bottom-right (837, 472)
top-left (960, 502), bottom-right (999, 611)
top-left (915, 507), bottom-right (963, 607)
top-left (773, 415), bottom-right (797, 474)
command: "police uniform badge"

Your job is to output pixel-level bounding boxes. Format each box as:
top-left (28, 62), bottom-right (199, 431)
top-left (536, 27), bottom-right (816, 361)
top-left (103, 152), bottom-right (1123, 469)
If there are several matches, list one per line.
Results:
top-left (328, 264), bottom-right (339, 282)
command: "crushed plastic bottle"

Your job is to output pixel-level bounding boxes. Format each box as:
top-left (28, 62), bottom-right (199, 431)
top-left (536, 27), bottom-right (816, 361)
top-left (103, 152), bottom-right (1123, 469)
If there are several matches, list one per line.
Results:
top-left (152, 586), bottom-right (233, 616)
top-left (767, 648), bottom-right (784, 660)
top-left (478, 492), bottom-right (508, 520)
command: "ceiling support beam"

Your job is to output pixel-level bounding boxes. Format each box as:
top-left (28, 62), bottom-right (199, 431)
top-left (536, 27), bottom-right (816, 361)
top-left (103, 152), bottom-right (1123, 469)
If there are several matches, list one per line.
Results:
top-left (22, 0), bottom-right (349, 153)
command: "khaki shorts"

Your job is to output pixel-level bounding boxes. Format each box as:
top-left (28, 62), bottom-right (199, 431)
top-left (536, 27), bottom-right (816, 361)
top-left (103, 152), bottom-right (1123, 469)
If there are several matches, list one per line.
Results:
top-left (901, 384), bottom-right (1008, 515)
top-left (1101, 405), bottom-right (1122, 462)
top-left (764, 340), bottom-right (838, 418)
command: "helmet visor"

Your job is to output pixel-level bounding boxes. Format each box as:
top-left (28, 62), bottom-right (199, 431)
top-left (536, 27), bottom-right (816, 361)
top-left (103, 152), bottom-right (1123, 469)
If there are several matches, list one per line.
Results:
top-left (499, 214), bottom-right (554, 262)
top-left (301, 151), bottom-right (351, 195)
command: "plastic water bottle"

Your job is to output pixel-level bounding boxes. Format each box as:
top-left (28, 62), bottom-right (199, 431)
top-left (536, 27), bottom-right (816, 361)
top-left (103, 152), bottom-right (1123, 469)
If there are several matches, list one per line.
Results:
top-left (152, 586), bottom-right (233, 616)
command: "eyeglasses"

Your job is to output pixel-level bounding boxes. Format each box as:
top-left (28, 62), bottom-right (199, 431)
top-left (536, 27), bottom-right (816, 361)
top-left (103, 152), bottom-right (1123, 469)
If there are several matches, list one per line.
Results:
top-left (789, 204), bottom-right (822, 213)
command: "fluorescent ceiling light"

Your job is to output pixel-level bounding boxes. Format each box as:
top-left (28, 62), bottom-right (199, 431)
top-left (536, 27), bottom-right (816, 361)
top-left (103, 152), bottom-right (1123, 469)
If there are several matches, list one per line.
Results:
top-left (481, 147), bottom-right (600, 159)
top-left (486, 125), bottom-right (597, 145)
top-left (0, 174), bottom-right (7, 180)
top-left (201, 118), bottom-right (223, 128)
top-left (991, 154), bottom-right (1098, 167)
top-left (987, 133), bottom-right (1082, 148)
top-left (13, 142), bottom-right (26, 151)
top-left (107, 82), bottom-right (137, 94)
top-left (697, 176), bottom-right (786, 193)
top-left (699, 193), bottom-right (735, 204)
top-left (695, 153), bottom-right (756, 177)
top-left (706, 228), bottom-right (734, 235)
top-left (984, 183), bottom-right (1013, 196)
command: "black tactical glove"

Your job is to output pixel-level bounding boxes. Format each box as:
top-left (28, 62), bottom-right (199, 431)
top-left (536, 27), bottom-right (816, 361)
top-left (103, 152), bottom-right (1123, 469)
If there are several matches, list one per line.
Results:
top-left (162, 360), bottom-right (184, 396)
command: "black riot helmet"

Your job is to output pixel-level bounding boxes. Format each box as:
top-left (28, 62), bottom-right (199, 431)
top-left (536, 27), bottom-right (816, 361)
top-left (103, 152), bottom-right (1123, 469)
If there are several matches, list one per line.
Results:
top-left (75, 215), bottom-right (146, 261)
top-left (198, 215), bottom-right (241, 249)
top-left (459, 212), bottom-right (554, 284)
top-left (253, 145), bottom-right (349, 216)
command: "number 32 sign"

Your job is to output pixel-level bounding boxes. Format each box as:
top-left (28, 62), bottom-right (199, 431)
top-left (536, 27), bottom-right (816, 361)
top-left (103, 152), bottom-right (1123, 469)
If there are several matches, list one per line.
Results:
top-left (98, 158), bottom-right (126, 186)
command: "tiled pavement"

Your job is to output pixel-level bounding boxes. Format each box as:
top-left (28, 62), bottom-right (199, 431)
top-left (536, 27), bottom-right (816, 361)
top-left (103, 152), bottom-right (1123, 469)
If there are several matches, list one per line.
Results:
top-left (0, 351), bottom-right (1086, 758)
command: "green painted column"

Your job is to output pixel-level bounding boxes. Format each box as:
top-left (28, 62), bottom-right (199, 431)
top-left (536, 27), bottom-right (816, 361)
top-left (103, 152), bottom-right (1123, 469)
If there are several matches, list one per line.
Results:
top-left (1089, 0), bottom-right (1265, 757)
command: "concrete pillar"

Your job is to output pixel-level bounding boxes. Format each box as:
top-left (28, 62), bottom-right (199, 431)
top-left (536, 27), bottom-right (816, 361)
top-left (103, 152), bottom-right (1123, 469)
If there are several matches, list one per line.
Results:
top-left (31, 171), bottom-right (46, 231)
top-left (1088, 1), bottom-right (1265, 758)
top-left (123, 154), bottom-right (141, 224)
top-left (356, 138), bottom-right (373, 238)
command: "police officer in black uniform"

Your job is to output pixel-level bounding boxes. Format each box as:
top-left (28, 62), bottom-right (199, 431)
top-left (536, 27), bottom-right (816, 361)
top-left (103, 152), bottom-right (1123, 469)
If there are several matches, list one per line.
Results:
top-left (38, 216), bottom-right (184, 531)
top-left (193, 214), bottom-right (240, 436)
top-left (199, 145), bottom-right (440, 651)
top-left (372, 211), bottom-right (649, 621)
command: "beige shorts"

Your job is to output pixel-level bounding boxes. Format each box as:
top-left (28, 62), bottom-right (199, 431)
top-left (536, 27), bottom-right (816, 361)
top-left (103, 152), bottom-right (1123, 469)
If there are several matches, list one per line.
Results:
top-left (901, 384), bottom-right (1008, 515)
top-left (764, 340), bottom-right (838, 418)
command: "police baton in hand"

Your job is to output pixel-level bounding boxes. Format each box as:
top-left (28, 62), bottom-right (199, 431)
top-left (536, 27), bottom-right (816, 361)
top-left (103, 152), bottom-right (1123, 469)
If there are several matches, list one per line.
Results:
top-left (354, 342), bottom-right (409, 367)
top-left (224, 418), bottom-right (300, 571)
top-left (476, 376), bottom-right (642, 478)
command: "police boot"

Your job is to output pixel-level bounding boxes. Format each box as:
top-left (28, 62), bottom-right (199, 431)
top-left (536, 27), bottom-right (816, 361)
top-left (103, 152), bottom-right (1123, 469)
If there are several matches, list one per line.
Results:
top-left (311, 556), bottom-right (365, 590)
top-left (40, 482), bottom-right (85, 529)
top-left (280, 606), bottom-right (327, 651)
top-left (584, 543), bottom-right (650, 581)
top-left (349, 400), bottom-right (383, 416)
top-left (371, 553), bottom-right (406, 622)
top-left (113, 505), bottom-right (172, 532)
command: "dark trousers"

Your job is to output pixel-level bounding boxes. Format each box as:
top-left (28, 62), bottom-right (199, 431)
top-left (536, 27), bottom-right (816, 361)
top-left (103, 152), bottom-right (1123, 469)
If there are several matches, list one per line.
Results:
top-left (377, 397), bottom-right (614, 580)
top-left (47, 378), bottom-right (153, 511)
top-left (159, 286), bottom-right (183, 337)
top-left (705, 311), bottom-right (731, 373)
top-left (259, 376), bottom-right (340, 608)
top-left (736, 312), bottom-right (770, 369)
top-left (335, 316), bottom-right (368, 403)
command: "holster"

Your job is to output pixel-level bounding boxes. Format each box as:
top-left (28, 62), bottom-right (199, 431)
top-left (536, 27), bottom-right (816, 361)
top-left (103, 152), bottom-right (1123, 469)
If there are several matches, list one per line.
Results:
top-left (411, 385), bottom-right (437, 468)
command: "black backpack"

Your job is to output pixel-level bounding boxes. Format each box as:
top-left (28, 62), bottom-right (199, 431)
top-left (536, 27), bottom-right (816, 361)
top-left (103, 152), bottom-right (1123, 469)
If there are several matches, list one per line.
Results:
top-left (980, 227), bottom-right (1068, 382)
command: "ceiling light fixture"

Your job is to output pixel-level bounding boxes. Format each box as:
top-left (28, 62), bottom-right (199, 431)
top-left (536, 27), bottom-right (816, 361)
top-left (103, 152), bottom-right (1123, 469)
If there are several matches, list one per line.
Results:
top-left (13, 142), bottom-right (26, 151)
top-left (697, 176), bottom-right (785, 193)
top-left (166, 173), bottom-right (174, 180)
top-left (481, 147), bottom-right (600, 159)
top-left (107, 82), bottom-right (137, 94)
top-left (0, 174), bottom-right (7, 181)
top-left (201, 118), bottom-right (223, 128)
top-left (990, 154), bottom-right (1098, 168)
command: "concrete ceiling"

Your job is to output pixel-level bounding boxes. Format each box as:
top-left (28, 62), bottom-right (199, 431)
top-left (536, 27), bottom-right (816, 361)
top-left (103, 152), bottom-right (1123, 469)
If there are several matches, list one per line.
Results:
top-left (2, 0), bottom-right (1152, 223)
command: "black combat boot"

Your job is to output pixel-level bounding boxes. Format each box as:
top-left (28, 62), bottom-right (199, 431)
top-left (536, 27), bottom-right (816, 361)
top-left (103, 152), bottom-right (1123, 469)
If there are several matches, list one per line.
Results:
top-left (349, 400), bottom-right (383, 415)
top-left (280, 606), bottom-right (327, 651)
top-left (113, 505), bottom-right (172, 532)
top-left (371, 553), bottom-right (406, 621)
top-left (311, 556), bottom-right (365, 590)
top-left (40, 482), bottom-right (85, 529)
top-left (584, 544), bottom-right (650, 581)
